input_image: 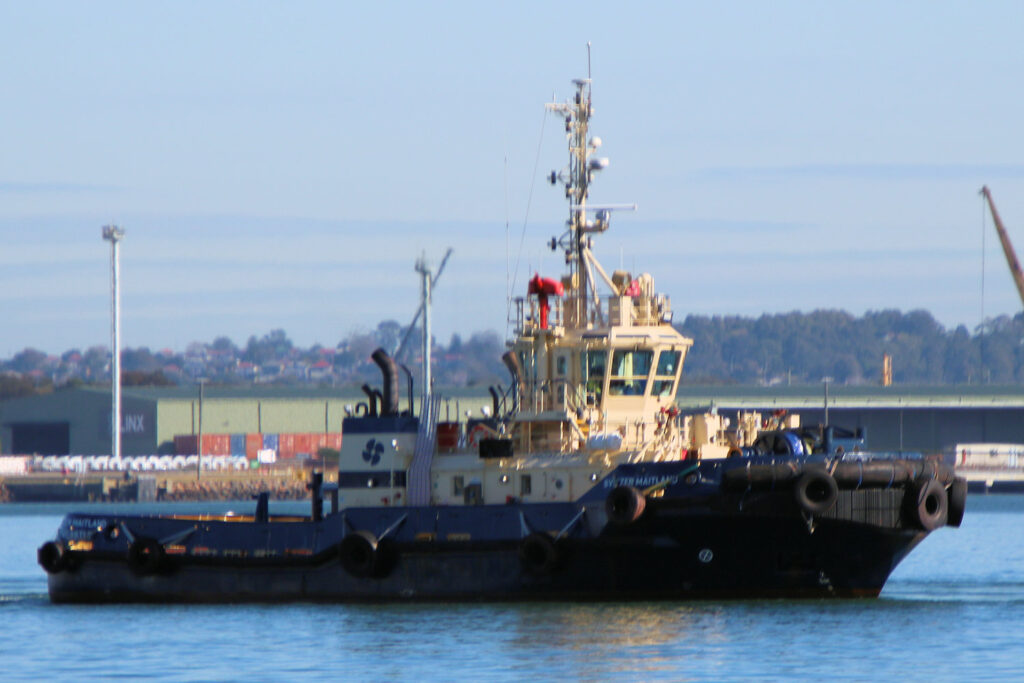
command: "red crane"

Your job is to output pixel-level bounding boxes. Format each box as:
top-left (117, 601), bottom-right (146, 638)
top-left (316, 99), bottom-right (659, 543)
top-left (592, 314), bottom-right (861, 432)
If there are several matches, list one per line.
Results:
top-left (981, 186), bottom-right (1024, 309)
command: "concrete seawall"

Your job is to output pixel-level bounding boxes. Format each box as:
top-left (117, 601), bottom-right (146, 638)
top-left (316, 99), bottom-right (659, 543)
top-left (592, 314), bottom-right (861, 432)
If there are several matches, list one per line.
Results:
top-left (0, 468), bottom-right (322, 503)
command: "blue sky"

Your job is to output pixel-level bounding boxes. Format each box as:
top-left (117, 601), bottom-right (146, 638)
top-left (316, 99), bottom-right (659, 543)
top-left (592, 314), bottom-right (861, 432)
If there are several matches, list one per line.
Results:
top-left (3, 2), bottom-right (1024, 355)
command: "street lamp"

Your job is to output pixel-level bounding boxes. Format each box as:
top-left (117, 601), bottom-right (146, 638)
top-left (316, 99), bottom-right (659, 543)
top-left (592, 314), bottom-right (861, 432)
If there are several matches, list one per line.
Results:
top-left (197, 378), bottom-right (207, 481)
top-left (822, 376), bottom-right (833, 427)
top-left (102, 225), bottom-right (124, 462)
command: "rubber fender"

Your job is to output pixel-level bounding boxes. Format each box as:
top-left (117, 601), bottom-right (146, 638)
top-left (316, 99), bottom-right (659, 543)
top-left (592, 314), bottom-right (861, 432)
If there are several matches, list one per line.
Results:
top-left (793, 469), bottom-right (838, 515)
top-left (904, 459), bottom-right (956, 486)
top-left (127, 537), bottom-right (166, 576)
top-left (905, 478), bottom-right (949, 531)
top-left (605, 485), bottom-right (646, 525)
top-left (519, 532), bottom-right (560, 575)
top-left (833, 461), bottom-right (912, 488)
top-left (947, 477), bottom-right (967, 528)
top-left (37, 541), bottom-right (67, 574)
top-left (339, 530), bottom-right (380, 578)
top-left (721, 463), bottom-right (800, 492)
top-left (373, 537), bottom-right (400, 578)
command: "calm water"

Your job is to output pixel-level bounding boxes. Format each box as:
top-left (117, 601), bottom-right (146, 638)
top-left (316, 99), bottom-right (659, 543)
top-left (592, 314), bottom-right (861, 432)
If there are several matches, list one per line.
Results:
top-left (3, 497), bottom-right (1023, 682)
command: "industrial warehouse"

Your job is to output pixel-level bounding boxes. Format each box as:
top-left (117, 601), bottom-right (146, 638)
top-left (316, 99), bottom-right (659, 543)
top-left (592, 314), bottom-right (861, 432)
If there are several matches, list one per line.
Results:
top-left (0, 386), bottom-right (363, 458)
top-left (3, 383), bottom-right (1024, 458)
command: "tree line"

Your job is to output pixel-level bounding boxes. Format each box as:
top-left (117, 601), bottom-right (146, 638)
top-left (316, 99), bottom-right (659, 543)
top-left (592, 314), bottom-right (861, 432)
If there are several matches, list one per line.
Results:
top-left (4, 309), bottom-right (1024, 401)
top-left (678, 309), bottom-right (1024, 385)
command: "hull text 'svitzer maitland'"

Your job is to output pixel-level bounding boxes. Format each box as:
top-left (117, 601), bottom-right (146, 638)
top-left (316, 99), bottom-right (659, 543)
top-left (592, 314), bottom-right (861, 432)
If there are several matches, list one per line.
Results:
top-left (39, 72), bottom-right (965, 603)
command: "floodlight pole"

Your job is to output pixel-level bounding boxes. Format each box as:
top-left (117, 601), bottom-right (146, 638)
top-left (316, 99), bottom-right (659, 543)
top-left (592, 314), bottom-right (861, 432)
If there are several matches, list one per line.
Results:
top-left (102, 225), bottom-right (124, 462)
top-left (822, 376), bottom-right (833, 427)
top-left (415, 254), bottom-right (432, 402)
top-left (197, 378), bottom-right (207, 481)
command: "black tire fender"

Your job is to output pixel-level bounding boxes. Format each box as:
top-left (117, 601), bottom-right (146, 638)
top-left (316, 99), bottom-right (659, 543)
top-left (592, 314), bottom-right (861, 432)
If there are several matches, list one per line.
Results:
top-left (793, 469), bottom-right (838, 515)
top-left (605, 485), bottom-right (647, 525)
top-left (372, 537), bottom-right (400, 578)
top-left (905, 478), bottom-right (949, 531)
top-left (519, 532), bottom-right (560, 575)
top-left (947, 477), bottom-right (967, 528)
top-left (127, 537), bottom-right (165, 575)
top-left (339, 530), bottom-right (379, 578)
top-left (37, 541), bottom-right (67, 574)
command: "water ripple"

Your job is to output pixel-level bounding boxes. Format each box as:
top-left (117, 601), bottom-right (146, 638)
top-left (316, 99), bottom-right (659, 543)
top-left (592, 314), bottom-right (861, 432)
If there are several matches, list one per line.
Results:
top-left (1, 498), bottom-right (1023, 682)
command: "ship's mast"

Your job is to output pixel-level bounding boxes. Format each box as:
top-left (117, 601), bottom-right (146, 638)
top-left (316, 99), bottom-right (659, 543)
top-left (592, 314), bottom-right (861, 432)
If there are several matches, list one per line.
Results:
top-left (548, 79), bottom-right (600, 327)
top-left (569, 79), bottom-right (591, 326)
top-left (546, 73), bottom-right (623, 330)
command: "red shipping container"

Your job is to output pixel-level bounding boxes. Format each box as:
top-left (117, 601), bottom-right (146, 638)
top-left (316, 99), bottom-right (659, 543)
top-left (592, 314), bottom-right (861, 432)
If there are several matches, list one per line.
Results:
top-left (327, 433), bottom-right (343, 450)
top-left (294, 433), bottom-right (313, 456)
top-left (205, 434), bottom-right (231, 456)
top-left (278, 433), bottom-right (296, 459)
top-left (245, 434), bottom-right (262, 460)
top-left (175, 435), bottom-right (198, 455)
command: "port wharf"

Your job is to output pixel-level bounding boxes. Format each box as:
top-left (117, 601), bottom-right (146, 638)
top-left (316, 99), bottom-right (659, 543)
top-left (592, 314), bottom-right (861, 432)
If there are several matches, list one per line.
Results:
top-left (5, 385), bottom-right (1024, 460)
top-left (0, 467), bottom-right (313, 504)
top-left (675, 384), bottom-right (1024, 454)
top-left (4, 384), bottom-right (1024, 502)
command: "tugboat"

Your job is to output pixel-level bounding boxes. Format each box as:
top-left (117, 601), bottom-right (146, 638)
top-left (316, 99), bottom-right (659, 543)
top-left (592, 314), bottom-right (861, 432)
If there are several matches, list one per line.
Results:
top-left (39, 73), bottom-right (965, 603)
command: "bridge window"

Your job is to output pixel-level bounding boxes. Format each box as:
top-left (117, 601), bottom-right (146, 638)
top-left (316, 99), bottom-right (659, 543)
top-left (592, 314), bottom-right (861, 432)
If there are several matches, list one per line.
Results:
top-left (609, 349), bottom-right (653, 396)
top-left (584, 350), bottom-right (607, 403)
top-left (652, 350), bottom-right (681, 397)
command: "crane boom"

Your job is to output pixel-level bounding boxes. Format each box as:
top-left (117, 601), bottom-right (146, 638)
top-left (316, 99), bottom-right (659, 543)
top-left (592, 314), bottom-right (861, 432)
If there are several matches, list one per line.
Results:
top-left (981, 185), bottom-right (1024, 310)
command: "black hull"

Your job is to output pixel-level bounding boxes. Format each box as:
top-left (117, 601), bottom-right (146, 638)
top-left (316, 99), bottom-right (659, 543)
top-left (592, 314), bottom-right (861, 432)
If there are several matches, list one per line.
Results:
top-left (46, 506), bottom-right (925, 603)
top-left (41, 458), bottom-right (960, 603)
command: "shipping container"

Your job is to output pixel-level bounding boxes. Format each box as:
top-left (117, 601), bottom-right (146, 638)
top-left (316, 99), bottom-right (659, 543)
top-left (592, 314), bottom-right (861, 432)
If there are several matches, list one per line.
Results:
top-left (230, 433), bottom-right (246, 456)
top-left (245, 433), bottom-right (262, 460)
top-left (262, 433), bottom-right (279, 450)
top-left (174, 435), bottom-right (198, 456)
top-left (437, 422), bottom-right (459, 452)
top-left (294, 433), bottom-right (313, 457)
top-left (206, 434), bottom-right (231, 456)
top-left (278, 433), bottom-right (295, 459)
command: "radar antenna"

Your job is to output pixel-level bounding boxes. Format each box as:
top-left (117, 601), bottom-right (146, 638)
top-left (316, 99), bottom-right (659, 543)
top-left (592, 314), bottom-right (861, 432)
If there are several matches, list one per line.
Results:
top-left (544, 50), bottom-right (634, 328)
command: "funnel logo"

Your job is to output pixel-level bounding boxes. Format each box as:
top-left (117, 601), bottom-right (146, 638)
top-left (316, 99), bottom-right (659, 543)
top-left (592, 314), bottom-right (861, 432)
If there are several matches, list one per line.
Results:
top-left (362, 438), bottom-right (384, 466)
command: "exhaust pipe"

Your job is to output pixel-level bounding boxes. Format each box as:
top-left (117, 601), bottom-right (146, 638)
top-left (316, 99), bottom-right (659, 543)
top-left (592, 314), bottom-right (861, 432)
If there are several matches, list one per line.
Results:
top-left (488, 386), bottom-right (501, 417)
top-left (400, 364), bottom-right (414, 416)
top-left (360, 384), bottom-right (379, 417)
top-left (501, 351), bottom-right (523, 415)
top-left (371, 348), bottom-right (400, 417)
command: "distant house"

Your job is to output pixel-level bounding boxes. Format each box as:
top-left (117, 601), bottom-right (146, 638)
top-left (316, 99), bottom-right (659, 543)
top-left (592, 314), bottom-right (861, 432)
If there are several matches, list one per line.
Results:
top-left (236, 361), bottom-right (258, 379)
top-left (309, 360), bottom-right (333, 382)
top-left (257, 363), bottom-right (284, 382)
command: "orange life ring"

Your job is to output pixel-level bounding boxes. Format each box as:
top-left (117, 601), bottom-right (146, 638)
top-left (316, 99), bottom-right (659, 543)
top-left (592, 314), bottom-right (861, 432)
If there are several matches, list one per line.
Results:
top-left (467, 424), bottom-right (489, 449)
